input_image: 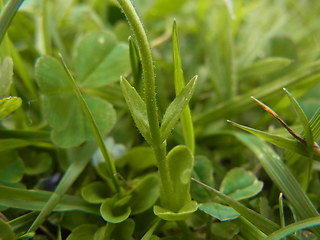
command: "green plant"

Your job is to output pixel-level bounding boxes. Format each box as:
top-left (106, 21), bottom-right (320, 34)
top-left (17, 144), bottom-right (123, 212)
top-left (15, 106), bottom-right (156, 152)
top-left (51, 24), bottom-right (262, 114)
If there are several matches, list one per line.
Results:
top-left (1, 0), bottom-right (320, 239)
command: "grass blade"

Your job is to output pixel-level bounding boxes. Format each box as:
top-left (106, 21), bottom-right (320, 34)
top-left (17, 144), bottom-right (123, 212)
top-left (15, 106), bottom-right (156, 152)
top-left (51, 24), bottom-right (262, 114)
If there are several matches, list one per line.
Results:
top-left (267, 216), bottom-right (320, 240)
top-left (0, 185), bottom-right (99, 214)
top-left (227, 121), bottom-right (320, 160)
top-left (172, 20), bottom-right (195, 153)
top-left (233, 132), bottom-right (320, 237)
top-left (191, 178), bottom-right (281, 236)
top-left (0, 0), bottom-right (24, 44)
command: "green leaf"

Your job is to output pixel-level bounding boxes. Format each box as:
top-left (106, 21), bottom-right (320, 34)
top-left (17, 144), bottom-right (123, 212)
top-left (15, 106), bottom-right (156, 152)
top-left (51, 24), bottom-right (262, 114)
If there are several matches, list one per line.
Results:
top-left (191, 156), bottom-right (214, 202)
top-left (167, 145), bottom-right (194, 210)
top-left (81, 181), bottom-right (110, 204)
top-left (228, 121), bottom-right (319, 160)
top-left (199, 203), bottom-right (240, 221)
top-left (0, 56), bottom-right (13, 98)
top-left (153, 201), bottom-right (198, 221)
top-left (66, 224), bottom-right (99, 240)
top-left (0, 219), bottom-right (15, 240)
top-left (0, 185), bottom-right (99, 214)
top-left (239, 57), bottom-right (292, 79)
top-left (120, 76), bottom-right (152, 144)
top-left (160, 75), bottom-right (197, 142)
top-left (233, 132), bottom-right (320, 236)
top-left (172, 20), bottom-right (195, 153)
top-left (266, 216), bottom-right (320, 240)
top-left (130, 174), bottom-right (159, 214)
top-left (102, 219), bottom-right (135, 240)
top-left (128, 36), bottom-right (143, 94)
top-left (284, 88), bottom-right (314, 152)
top-left (100, 195), bottom-right (131, 223)
top-left (237, 217), bottom-right (267, 240)
top-left (116, 146), bottom-right (156, 175)
top-left (211, 221), bottom-right (239, 239)
top-left (23, 152), bottom-right (52, 175)
top-left (36, 55), bottom-right (116, 147)
top-left (220, 168), bottom-right (263, 201)
top-left (74, 31), bottom-right (130, 88)
top-left (0, 151), bottom-right (24, 183)
top-left (0, 96), bottom-right (22, 120)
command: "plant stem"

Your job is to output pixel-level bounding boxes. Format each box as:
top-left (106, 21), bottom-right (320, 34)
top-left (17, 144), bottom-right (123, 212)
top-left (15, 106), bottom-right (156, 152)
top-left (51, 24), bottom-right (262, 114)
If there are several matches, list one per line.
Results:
top-left (116, 0), bottom-right (175, 206)
top-left (177, 220), bottom-right (194, 240)
top-left (116, 0), bottom-right (161, 146)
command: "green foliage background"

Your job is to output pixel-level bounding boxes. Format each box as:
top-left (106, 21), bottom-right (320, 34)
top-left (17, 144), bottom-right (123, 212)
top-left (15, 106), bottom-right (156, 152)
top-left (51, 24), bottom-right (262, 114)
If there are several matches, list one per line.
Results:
top-left (1, 0), bottom-right (320, 239)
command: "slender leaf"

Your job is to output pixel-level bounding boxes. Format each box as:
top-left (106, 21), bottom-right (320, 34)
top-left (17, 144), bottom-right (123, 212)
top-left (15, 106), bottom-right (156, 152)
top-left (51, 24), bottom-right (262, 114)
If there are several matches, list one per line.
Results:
top-left (0, 185), bottom-right (99, 214)
top-left (267, 216), bottom-right (320, 240)
top-left (120, 76), bottom-right (152, 144)
top-left (160, 75), bottom-right (197, 142)
top-left (284, 88), bottom-right (314, 152)
top-left (0, 0), bottom-right (24, 44)
top-left (233, 132), bottom-right (320, 236)
top-left (199, 203), bottom-right (240, 221)
top-left (228, 121), bottom-right (320, 160)
top-left (172, 20), bottom-right (195, 153)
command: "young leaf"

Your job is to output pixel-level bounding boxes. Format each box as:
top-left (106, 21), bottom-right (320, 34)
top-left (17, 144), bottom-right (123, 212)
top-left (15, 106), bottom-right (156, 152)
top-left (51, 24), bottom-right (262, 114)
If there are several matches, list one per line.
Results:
top-left (154, 145), bottom-right (198, 221)
top-left (160, 75), bottom-right (197, 142)
top-left (100, 195), bottom-right (131, 223)
top-left (172, 20), bottom-right (195, 153)
top-left (0, 96), bottom-right (22, 120)
top-left (199, 203), bottom-right (240, 221)
top-left (120, 76), bottom-right (152, 144)
top-left (0, 56), bottom-right (13, 98)
top-left (128, 36), bottom-right (143, 94)
top-left (81, 181), bottom-right (110, 204)
top-left (130, 174), bottom-right (159, 214)
top-left (220, 168), bottom-right (263, 201)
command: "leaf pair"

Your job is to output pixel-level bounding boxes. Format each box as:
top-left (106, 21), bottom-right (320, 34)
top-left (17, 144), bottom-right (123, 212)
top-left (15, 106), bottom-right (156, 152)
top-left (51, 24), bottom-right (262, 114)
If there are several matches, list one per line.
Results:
top-left (36, 31), bottom-right (130, 147)
top-left (120, 76), bottom-right (197, 145)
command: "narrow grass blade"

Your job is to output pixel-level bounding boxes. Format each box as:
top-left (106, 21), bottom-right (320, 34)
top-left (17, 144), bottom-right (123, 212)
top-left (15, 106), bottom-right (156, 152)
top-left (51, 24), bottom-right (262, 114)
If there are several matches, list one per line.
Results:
top-left (141, 219), bottom-right (162, 240)
top-left (128, 36), bottom-right (142, 92)
top-left (227, 121), bottom-right (319, 160)
top-left (0, 185), bottom-right (99, 214)
top-left (237, 217), bottom-right (267, 240)
top-left (172, 20), bottom-right (195, 153)
top-left (283, 88), bottom-right (313, 152)
top-left (160, 75), bottom-right (197, 142)
top-left (58, 53), bottom-right (119, 191)
top-left (279, 193), bottom-right (286, 229)
top-left (120, 76), bottom-right (152, 144)
top-left (191, 178), bottom-right (281, 236)
top-left (233, 132), bottom-right (320, 237)
top-left (8, 212), bottom-right (38, 234)
top-left (27, 142), bottom-right (98, 232)
top-left (267, 216), bottom-right (320, 240)
top-left (0, 0), bottom-right (24, 44)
